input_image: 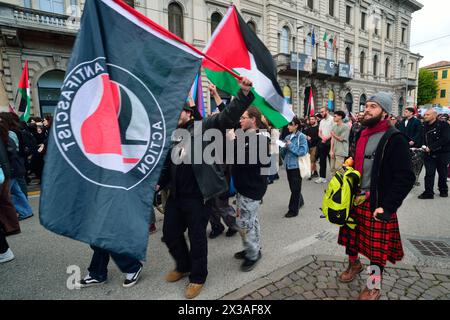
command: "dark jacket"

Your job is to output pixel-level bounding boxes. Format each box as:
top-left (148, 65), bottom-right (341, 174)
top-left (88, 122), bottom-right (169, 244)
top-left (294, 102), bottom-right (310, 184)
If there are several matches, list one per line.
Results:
top-left (232, 130), bottom-right (270, 201)
top-left (398, 117), bottom-right (423, 147)
top-left (6, 138), bottom-right (26, 179)
top-left (304, 125), bottom-right (320, 148)
top-left (423, 120), bottom-right (450, 155)
top-left (158, 90), bottom-right (254, 202)
top-left (0, 139), bottom-right (10, 181)
top-left (357, 127), bottom-right (415, 221)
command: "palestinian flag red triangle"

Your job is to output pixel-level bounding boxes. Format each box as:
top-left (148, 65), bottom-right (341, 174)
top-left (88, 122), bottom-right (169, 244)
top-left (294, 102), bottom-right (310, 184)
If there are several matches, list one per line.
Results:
top-left (202, 6), bottom-right (294, 128)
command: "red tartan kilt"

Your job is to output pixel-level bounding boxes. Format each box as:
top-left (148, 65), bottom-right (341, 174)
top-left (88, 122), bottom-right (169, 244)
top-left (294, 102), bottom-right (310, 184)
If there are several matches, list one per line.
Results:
top-left (338, 200), bottom-right (404, 266)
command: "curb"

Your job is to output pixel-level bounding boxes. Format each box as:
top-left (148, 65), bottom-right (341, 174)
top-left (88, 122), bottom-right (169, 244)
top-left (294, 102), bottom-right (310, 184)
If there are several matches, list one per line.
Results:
top-left (220, 254), bottom-right (450, 300)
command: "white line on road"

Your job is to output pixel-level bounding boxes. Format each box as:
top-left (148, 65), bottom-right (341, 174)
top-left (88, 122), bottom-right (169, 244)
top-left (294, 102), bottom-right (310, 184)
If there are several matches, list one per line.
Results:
top-left (283, 229), bottom-right (335, 254)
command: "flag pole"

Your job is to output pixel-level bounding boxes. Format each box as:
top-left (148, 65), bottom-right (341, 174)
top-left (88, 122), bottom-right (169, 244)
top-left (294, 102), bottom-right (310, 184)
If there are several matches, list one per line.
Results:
top-left (112, 0), bottom-right (243, 81)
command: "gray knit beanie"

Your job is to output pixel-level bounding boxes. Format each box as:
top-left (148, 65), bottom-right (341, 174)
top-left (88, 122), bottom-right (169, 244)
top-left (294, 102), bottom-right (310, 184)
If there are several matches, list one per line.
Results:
top-left (367, 92), bottom-right (393, 114)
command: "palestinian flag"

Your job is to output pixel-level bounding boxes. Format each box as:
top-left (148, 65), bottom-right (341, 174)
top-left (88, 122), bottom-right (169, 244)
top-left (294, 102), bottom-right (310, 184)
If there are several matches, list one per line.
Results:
top-left (17, 60), bottom-right (31, 122)
top-left (202, 6), bottom-right (294, 128)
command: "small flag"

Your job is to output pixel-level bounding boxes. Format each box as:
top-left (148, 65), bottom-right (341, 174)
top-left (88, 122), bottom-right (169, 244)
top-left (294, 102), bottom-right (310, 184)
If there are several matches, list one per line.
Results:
top-left (16, 60), bottom-right (31, 122)
top-left (309, 87), bottom-right (315, 117)
top-left (323, 31), bottom-right (328, 42)
top-left (189, 72), bottom-right (206, 117)
top-left (311, 29), bottom-right (316, 47)
top-left (333, 37), bottom-right (337, 49)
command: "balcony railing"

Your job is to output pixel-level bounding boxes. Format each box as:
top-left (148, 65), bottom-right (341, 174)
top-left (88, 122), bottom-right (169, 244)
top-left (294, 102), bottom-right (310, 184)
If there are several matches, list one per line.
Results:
top-left (0, 3), bottom-right (80, 34)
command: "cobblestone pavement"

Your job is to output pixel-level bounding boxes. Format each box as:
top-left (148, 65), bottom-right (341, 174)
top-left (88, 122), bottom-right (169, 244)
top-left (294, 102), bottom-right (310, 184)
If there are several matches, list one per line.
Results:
top-left (222, 255), bottom-right (450, 300)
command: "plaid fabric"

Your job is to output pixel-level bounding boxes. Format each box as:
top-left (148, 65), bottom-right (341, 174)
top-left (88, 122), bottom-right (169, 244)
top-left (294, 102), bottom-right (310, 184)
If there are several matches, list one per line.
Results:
top-left (338, 199), bottom-right (404, 266)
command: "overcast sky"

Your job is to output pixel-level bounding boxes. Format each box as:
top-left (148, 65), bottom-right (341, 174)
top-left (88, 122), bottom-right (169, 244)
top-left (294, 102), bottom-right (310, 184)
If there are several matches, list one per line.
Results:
top-left (411, 0), bottom-right (450, 67)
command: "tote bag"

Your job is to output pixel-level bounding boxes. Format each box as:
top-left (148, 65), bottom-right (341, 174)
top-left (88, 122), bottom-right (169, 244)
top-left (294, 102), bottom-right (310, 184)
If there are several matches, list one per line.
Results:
top-left (298, 153), bottom-right (311, 179)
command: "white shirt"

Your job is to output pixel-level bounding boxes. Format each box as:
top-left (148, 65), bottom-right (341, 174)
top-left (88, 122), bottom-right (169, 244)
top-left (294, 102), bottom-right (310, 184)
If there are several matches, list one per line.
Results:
top-left (319, 115), bottom-right (334, 138)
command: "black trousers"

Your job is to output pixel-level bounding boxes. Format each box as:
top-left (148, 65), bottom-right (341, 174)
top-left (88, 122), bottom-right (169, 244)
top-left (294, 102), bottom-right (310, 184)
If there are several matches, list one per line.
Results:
top-left (318, 142), bottom-right (331, 179)
top-left (286, 168), bottom-right (304, 215)
top-left (87, 246), bottom-right (142, 281)
top-left (424, 153), bottom-right (449, 195)
top-left (0, 227), bottom-right (9, 254)
top-left (163, 196), bottom-right (209, 284)
top-left (208, 195), bottom-right (236, 231)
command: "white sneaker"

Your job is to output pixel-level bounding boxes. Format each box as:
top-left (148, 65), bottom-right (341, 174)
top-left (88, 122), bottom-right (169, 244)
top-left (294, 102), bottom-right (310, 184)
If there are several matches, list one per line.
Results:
top-left (315, 178), bottom-right (327, 184)
top-left (0, 248), bottom-right (15, 263)
top-left (123, 265), bottom-right (143, 288)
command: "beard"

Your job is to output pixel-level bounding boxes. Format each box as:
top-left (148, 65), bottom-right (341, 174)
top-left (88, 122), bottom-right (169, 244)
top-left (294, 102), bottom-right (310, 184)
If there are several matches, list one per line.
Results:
top-left (361, 112), bottom-right (383, 127)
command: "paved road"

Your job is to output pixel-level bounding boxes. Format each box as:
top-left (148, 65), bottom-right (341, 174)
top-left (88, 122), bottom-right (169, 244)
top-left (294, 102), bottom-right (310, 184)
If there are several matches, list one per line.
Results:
top-left (1, 169), bottom-right (449, 299)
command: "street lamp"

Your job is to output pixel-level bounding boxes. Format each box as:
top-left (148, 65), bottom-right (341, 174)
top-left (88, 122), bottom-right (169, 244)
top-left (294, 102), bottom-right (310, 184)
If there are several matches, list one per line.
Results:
top-left (296, 25), bottom-right (304, 116)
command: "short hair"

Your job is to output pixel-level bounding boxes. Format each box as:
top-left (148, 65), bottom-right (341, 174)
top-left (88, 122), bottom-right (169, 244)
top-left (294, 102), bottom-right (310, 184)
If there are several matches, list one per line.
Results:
top-left (289, 116), bottom-right (301, 127)
top-left (334, 111), bottom-right (346, 119)
top-left (405, 107), bottom-right (415, 114)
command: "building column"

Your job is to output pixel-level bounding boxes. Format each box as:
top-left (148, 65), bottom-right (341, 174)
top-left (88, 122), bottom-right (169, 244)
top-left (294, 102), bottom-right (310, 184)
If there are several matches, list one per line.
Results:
top-left (353, 3), bottom-right (360, 78)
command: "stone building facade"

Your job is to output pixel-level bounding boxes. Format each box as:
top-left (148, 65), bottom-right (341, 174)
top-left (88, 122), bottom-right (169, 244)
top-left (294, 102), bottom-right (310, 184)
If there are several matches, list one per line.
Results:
top-left (0, 0), bottom-right (423, 118)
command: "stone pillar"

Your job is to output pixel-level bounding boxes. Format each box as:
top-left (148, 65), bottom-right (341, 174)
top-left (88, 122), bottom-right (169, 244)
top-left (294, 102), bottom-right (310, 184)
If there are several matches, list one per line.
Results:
top-left (192, 0), bottom-right (207, 48)
top-left (266, 10), bottom-right (278, 55)
top-left (353, 3), bottom-right (360, 78)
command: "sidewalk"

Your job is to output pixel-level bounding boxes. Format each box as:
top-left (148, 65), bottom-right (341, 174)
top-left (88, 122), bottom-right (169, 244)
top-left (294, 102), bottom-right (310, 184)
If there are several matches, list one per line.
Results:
top-left (222, 255), bottom-right (450, 300)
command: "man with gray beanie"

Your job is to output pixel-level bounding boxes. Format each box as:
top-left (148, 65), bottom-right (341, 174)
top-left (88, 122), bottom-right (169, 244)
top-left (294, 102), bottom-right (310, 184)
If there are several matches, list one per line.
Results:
top-left (337, 92), bottom-right (415, 300)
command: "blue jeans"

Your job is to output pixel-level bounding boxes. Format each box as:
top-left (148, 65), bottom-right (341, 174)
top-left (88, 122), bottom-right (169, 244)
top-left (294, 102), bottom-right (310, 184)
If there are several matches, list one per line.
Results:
top-left (9, 179), bottom-right (33, 220)
top-left (87, 246), bottom-right (142, 281)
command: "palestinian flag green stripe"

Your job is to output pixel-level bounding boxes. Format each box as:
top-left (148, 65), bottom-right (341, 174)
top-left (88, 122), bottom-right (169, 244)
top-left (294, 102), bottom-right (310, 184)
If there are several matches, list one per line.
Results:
top-left (18, 87), bottom-right (31, 122)
top-left (205, 69), bottom-right (289, 128)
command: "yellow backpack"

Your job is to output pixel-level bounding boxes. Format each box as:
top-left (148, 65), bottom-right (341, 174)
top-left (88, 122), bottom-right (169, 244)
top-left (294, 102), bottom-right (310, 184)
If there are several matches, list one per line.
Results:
top-left (321, 167), bottom-right (361, 229)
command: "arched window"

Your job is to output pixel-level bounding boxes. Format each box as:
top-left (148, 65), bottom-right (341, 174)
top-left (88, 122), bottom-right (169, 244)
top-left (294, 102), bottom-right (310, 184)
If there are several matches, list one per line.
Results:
top-left (211, 12), bottom-right (222, 35)
top-left (247, 21), bottom-right (256, 34)
top-left (307, 0), bottom-right (314, 10)
top-left (283, 85), bottom-right (292, 105)
top-left (305, 33), bottom-right (312, 56)
top-left (359, 94), bottom-right (367, 112)
top-left (168, 2), bottom-right (184, 39)
top-left (326, 39), bottom-right (334, 60)
top-left (38, 70), bottom-right (65, 117)
top-left (345, 47), bottom-right (351, 64)
top-left (385, 58), bottom-right (390, 79)
top-left (373, 55), bottom-right (378, 77)
top-left (328, 89), bottom-right (335, 111)
top-left (280, 26), bottom-right (290, 54)
top-left (360, 51), bottom-right (365, 77)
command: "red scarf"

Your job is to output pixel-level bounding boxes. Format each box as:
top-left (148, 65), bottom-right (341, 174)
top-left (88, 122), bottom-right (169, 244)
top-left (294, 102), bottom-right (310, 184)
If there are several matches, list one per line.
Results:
top-left (355, 120), bottom-right (391, 174)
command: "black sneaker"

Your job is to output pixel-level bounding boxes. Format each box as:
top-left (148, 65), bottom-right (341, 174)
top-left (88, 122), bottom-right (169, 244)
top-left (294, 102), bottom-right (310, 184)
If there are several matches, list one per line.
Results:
top-left (284, 211), bottom-right (298, 218)
top-left (234, 250), bottom-right (246, 259)
top-left (225, 228), bottom-right (237, 237)
top-left (77, 275), bottom-right (106, 288)
top-left (209, 226), bottom-right (224, 239)
top-left (418, 193), bottom-right (434, 199)
top-left (440, 192), bottom-right (448, 198)
top-left (240, 252), bottom-right (262, 272)
top-left (123, 265), bottom-right (143, 288)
